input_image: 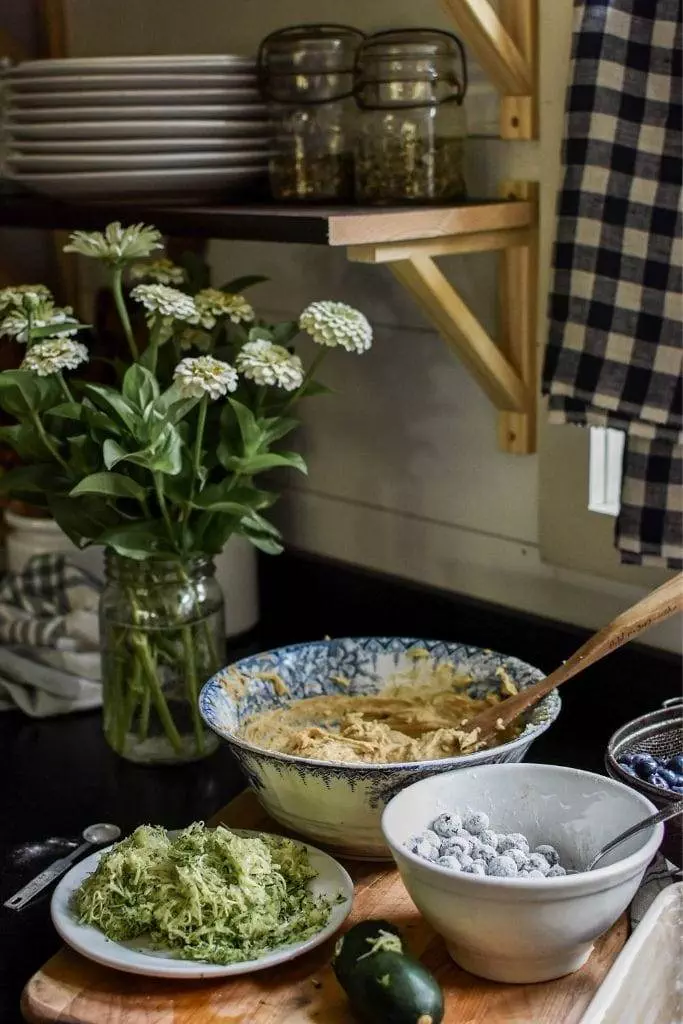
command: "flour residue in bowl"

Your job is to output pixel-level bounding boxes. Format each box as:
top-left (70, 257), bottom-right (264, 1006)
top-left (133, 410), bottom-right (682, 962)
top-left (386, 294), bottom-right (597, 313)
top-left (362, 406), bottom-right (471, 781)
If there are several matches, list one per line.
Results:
top-left (240, 661), bottom-right (522, 764)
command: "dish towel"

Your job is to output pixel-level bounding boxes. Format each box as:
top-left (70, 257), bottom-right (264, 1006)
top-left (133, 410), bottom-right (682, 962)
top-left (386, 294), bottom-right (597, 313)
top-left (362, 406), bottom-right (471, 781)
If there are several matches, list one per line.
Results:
top-left (543, 0), bottom-right (682, 569)
top-left (0, 553), bottom-right (103, 716)
top-left (630, 853), bottom-right (680, 927)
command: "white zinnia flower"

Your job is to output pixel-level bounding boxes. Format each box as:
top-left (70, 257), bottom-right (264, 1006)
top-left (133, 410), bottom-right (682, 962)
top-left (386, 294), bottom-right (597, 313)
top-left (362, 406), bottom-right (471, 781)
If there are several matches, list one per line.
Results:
top-left (299, 300), bottom-right (372, 354)
top-left (0, 284), bottom-right (53, 312)
top-left (128, 258), bottom-right (186, 286)
top-left (130, 283), bottom-right (198, 324)
top-left (0, 300), bottom-right (81, 343)
top-left (194, 288), bottom-right (255, 329)
top-left (236, 339), bottom-right (304, 391)
top-left (63, 222), bottom-right (163, 264)
top-left (173, 355), bottom-right (238, 400)
top-left (21, 338), bottom-right (88, 376)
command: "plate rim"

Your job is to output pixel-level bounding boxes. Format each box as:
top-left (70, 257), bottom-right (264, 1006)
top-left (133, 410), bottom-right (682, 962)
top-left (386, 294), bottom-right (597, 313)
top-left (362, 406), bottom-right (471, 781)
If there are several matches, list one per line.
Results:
top-left (50, 829), bottom-right (354, 979)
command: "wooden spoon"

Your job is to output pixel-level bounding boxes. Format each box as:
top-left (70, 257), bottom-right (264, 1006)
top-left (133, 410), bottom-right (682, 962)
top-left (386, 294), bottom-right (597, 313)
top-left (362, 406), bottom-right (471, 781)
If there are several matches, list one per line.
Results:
top-left (467, 572), bottom-right (683, 747)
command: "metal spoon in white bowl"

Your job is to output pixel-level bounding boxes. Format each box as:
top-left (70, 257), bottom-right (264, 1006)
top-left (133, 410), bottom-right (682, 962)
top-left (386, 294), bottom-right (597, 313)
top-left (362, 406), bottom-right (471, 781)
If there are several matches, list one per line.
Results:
top-left (4, 822), bottom-right (121, 910)
top-left (586, 801), bottom-right (683, 871)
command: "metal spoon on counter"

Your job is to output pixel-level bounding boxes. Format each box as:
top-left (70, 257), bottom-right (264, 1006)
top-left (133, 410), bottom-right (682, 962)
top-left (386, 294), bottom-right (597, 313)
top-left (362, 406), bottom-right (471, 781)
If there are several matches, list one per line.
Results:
top-left (4, 822), bottom-right (120, 911)
top-left (586, 800), bottom-right (683, 871)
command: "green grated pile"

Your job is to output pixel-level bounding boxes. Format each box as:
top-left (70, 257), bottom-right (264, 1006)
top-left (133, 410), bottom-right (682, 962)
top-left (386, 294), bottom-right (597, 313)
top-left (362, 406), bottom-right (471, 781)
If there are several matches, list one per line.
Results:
top-left (74, 822), bottom-right (333, 964)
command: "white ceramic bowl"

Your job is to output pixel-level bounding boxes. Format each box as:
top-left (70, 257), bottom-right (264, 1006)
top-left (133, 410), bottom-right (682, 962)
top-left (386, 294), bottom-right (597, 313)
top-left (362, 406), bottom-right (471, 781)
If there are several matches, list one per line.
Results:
top-left (199, 638), bottom-right (560, 859)
top-left (382, 763), bottom-right (663, 984)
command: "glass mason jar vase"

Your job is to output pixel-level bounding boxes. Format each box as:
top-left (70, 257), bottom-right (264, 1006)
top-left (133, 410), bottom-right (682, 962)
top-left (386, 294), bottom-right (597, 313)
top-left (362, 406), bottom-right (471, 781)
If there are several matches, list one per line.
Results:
top-left (100, 552), bottom-right (224, 764)
top-left (258, 23), bottom-right (365, 201)
top-left (354, 28), bottom-right (468, 204)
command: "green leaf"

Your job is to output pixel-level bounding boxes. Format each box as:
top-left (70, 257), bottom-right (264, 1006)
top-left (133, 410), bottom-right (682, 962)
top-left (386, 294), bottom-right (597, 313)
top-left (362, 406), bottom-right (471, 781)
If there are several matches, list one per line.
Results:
top-left (95, 520), bottom-right (170, 560)
top-left (302, 380), bottom-right (335, 398)
top-left (122, 364), bottom-right (159, 411)
top-left (103, 438), bottom-right (128, 470)
top-left (220, 274), bottom-right (268, 293)
top-left (0, 464), bottom-right (65, 496)
top-left (248, 325), bottom-right (273, 343)
top-left (259, 416), bottom-right (299, 446)
top-left (227, 397), bottom-right (261, 452)
top-left (223, 450), bottom-right (308, 475)
top-left (49, 494), bottom-right (120, 548)
top-left (69, 435), bottom-right (102, 477)
top-left (81, 401), bottom-right (120, 438)
top-left (193, 483), bottom-right (276, 512)
top-left (240, 509), bottom-right (281, 538)
top-left (155, 383), bottom-right (200, 425)
top-left (70, 472), bottom-right (148, 503)
top-left (0, 423), bottom-right (57, 462)
top-left (0, 370), bottom-right (63, 416)
top-left (271, 320), bottom-right (299, 345)
top-left (192, 510), bottom-right (242, 554)
top-left (44, 402), bottom-right (82, 422)
top-left (28, 322), bottom-right (90, 341)
top-left (82, 383), bottom-right (140, 435)
top-left (240, 530), bottom-right (283, 555)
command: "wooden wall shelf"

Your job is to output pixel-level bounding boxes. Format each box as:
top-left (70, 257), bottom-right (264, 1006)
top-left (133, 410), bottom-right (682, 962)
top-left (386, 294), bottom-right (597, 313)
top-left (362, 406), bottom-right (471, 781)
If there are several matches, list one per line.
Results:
top-left (0, 0), bottom-right (539, 453)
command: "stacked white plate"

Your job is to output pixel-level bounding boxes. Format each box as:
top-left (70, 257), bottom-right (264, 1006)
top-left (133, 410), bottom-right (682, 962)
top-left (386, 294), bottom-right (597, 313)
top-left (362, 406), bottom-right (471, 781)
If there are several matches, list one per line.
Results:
top-left (2, 55), bottom-right (272, 200)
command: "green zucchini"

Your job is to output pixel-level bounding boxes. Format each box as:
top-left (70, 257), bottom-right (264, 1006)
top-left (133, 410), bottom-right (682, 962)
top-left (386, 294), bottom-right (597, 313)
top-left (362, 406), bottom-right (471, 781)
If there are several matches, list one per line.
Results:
top-left (332, 920), bottom-right (444, 1024)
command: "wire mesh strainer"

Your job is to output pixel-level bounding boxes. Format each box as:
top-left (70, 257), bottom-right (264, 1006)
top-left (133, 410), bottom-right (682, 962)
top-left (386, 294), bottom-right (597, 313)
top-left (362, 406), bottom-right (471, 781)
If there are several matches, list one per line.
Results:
top-left (605, 700), bottom-right (682, 866)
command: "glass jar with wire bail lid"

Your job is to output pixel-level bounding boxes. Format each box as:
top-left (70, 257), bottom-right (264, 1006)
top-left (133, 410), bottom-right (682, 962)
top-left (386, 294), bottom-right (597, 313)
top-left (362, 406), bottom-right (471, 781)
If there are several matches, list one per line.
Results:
top-left (258, 24), bottom-right (365, 201)
top-left (354, 28), bottom-right (468, 204)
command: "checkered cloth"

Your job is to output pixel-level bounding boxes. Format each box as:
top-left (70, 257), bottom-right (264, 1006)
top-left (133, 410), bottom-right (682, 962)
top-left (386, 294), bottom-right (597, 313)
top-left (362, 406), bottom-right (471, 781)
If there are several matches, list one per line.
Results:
top-left (543, 0), bottom-right (682, 569)
top-left (0, 553), bottom-right (102, 716)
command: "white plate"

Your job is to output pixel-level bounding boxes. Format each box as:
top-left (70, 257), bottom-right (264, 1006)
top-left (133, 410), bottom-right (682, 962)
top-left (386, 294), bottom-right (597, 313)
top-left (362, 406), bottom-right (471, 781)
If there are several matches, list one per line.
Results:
top-left (5, 119), bottom-right (271, 140)
top-left (6, 104), bottom-right (269, 122)
top-left (8, 136), bottom-right (272, 154)
top-left (7, 150), bottom-right (271, 171)
top-left (8, 88), bottom-right (262, 108)
top-left (51, 832), bottom-right (354, 979)
top-left (3, 72), bottom-right (257, 91)
top-left (7, 55), bottom-right (256, 75)
top-left (9, 164), bottom-right (267, 196)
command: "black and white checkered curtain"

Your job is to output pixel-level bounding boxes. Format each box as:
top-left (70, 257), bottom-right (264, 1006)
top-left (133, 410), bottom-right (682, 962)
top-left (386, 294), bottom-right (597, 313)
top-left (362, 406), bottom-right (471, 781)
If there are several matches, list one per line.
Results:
top-left (543, 0), bottom-right (682, 569)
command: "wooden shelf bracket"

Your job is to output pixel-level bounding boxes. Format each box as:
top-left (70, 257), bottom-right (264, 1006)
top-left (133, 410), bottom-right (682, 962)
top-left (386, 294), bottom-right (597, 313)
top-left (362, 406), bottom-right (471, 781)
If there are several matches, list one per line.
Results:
top-left (442, 0), bottom-right (538, 138)
top-left (347, 183), bottom-right (539, 454)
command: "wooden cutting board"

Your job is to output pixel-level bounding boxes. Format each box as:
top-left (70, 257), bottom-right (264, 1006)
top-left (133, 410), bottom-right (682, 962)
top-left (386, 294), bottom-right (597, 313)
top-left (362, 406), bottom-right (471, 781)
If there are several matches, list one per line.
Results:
top-left (21, 790), bottom-right (629, 1024)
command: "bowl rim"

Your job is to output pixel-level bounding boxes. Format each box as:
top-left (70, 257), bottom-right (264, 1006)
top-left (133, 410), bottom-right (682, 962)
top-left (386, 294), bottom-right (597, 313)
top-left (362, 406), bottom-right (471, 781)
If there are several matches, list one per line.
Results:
top-left (381, 762), bottom-right (663, 889)
top-left (198, 636), bottom-right (561, 772)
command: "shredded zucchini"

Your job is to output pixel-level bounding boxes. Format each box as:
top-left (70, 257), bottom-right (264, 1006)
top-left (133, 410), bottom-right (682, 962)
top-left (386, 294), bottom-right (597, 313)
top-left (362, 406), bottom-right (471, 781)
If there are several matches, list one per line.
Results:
top-left (75, 823), bottom-right (332, 964)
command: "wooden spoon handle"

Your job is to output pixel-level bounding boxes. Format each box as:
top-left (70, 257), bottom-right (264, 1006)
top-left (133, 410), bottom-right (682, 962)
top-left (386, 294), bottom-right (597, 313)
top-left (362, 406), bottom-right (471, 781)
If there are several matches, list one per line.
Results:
top-left (472, 573), bottom-right (683, 739)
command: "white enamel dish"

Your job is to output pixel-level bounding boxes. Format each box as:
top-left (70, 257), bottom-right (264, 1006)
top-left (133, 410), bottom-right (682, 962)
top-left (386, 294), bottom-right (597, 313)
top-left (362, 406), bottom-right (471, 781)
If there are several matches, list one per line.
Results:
top-left (7, 150), bottom-right (271, 171)
top-left (3, 73), bottom-right (258, 91)
top-left (5, 120), bottom-right (271, 140)
top-left (7, 137), bottom-right (271, 153)
top-left (51, 831), bottom-right (354, 979)
top-left (8, 165), bottom-right (267, 197)
top-left (6, 104), bottom-right (269, 122)
top-left (6, 56), bottom-right (256, 75)
top-left (7, 88), bottom-right (262, 107)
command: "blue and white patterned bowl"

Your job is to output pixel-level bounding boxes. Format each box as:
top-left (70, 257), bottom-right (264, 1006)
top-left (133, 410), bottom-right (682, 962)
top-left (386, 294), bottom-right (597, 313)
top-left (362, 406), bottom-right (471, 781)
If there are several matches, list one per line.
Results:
top-left (199, 637), bottom-right (560, 859)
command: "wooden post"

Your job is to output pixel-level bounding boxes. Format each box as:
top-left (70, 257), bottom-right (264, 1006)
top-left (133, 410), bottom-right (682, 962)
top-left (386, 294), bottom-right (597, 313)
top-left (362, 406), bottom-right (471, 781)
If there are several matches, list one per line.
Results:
top-left (498, 0), bottom-right (538, 139)
top-left (497, 181), bottom-right (539, 453)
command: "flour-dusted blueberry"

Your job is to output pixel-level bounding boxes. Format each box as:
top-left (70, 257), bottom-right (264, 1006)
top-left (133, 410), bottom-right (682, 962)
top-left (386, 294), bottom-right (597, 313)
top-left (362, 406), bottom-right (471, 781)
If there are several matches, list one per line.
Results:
top-left (498, 833), bottom-right (530, 854)
top-left (466, 860), bottom-right (487, 876)
top-left (487, 855), bottom-right (519, 877)
top-left (547, 864), bottom-right (567, 877)
top-left (478, 829), bottom-right (499, 850)
top-left (462, 811), bottom-right (490, 835)
top-left (477, 844), bottom-right (498, 863)
top-left (526, 853), bottom-right (551, 875)
top-left (437, 855), bottom-right (464, 870)
top-left (432, 812), bottom-right (463, 838)
top-left (506, 848), bottom-right (530, 870)
top-left (458, 854), bottom-right (475, 872)
top-left (422, 829), bottom-right (441, 848)
top-left (441, 835), bottom-right (473, 858)
top-left (413, 840), bottom-right (440, 861)
top-left (524, 869), bottom-right (545, 878)
top-left (534, 845), bottom-right (560, 867)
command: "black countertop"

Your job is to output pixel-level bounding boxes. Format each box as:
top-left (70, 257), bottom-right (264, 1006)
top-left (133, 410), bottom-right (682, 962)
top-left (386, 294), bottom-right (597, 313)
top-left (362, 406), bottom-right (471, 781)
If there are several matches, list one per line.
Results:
top-left (1, 552), bottom-right (680, 1023)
